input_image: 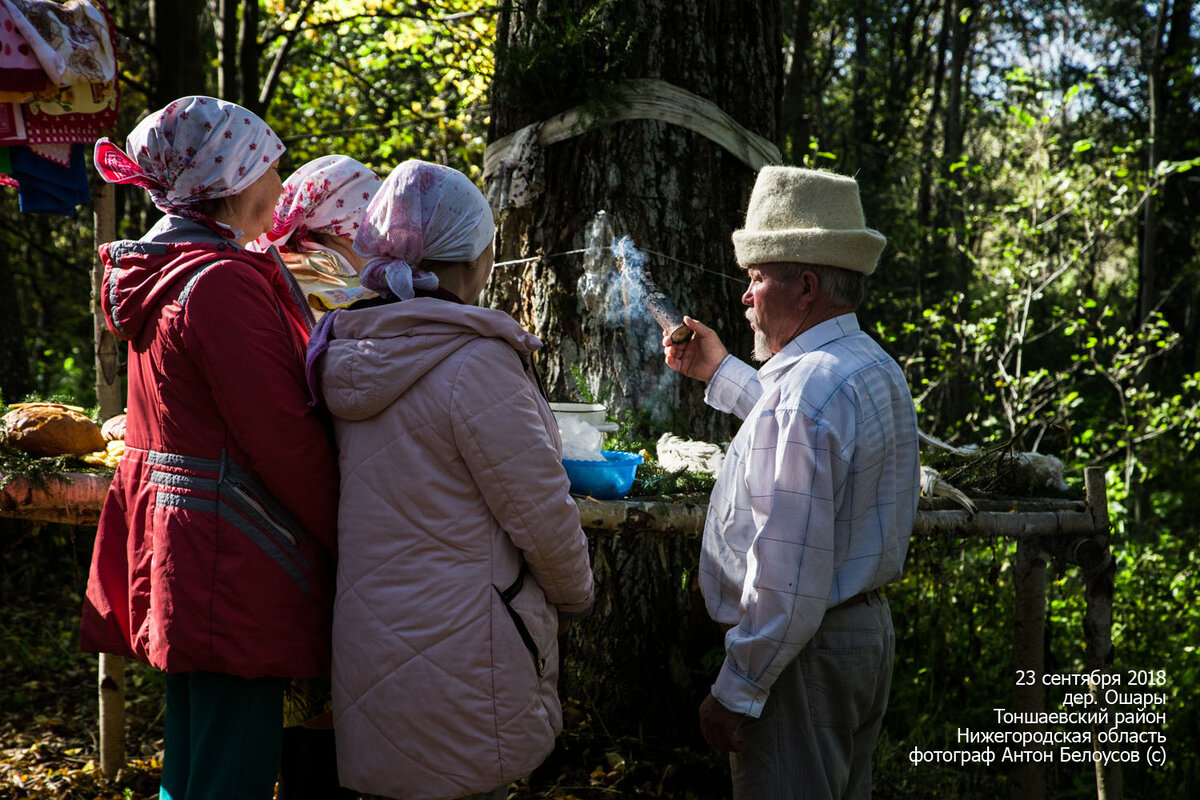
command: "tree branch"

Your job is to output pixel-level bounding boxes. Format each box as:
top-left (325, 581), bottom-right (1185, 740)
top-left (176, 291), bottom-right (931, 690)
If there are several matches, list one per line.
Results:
top-left (306, 9), bottom-right (495, 32)
top-left (259, 0), bottom-right (321, 108)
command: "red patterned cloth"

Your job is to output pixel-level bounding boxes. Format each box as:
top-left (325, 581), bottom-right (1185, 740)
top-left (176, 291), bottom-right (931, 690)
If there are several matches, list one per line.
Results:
top-left (0, 0), bottom-right (120, 147)
top-left (0, 2), bottom-right (48, 93)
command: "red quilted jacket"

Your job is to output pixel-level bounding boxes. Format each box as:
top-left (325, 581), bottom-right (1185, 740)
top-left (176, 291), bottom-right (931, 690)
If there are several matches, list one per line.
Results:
top-left (80, 232), bottom-right (339, 679)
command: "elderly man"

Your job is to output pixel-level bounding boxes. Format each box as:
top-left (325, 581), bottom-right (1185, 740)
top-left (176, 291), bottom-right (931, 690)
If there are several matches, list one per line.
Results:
top-left (664, 166), bottom-right (920, 799)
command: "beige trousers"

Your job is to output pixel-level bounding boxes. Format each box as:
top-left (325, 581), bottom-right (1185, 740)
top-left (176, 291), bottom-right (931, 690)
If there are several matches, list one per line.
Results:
top-left (730, 594), bottom-right (895, 800)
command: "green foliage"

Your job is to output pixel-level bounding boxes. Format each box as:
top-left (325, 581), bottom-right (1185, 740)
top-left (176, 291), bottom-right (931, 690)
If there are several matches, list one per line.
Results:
top-left (863, 62), bottom-right (1200, 795)
top-left (264, 0), bottom-right (494, 177)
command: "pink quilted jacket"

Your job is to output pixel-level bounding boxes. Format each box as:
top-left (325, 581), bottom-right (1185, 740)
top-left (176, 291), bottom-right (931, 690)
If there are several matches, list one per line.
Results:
top-left (315, 297), bottom-right (594, 800)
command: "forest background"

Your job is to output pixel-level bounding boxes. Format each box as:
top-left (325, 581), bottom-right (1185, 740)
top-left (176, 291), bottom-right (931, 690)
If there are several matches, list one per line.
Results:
top-left (1, 0), bottom-right (1199, 798)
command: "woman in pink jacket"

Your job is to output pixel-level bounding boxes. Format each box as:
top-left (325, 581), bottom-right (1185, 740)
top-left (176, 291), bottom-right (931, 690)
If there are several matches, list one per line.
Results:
top-left (310, 160), bottom-right (594, 800)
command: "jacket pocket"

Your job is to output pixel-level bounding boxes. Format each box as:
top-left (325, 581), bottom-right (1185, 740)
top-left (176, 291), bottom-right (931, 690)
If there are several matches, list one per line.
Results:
top-left (217, 455), bottom-right (314, 593)
top-left (494, 563), bottom-right (546, 677)
top-left (148, 448), bottom-right (315, 594)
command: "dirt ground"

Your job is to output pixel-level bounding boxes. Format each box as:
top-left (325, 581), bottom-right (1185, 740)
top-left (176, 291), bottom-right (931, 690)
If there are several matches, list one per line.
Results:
top-left (0, 523), bottom-right (731, 800)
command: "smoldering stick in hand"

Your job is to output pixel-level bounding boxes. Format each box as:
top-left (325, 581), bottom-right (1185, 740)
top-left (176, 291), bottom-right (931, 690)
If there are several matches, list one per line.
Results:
top-left (611, 237), bottom-right (693, 343)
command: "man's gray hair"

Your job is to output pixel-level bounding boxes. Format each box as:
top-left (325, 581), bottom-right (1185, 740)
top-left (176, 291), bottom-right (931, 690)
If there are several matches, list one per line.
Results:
top-left (762, 262), bottom-right (866, 308)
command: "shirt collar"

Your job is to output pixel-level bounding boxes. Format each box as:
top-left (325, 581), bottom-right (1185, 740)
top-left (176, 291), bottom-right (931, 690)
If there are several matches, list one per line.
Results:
top-left (756, 313), bottom-right (860, 380)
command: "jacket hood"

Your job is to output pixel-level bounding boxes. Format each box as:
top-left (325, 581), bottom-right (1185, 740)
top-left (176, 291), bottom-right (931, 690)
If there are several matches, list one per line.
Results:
top-left (317, 299), bottom-right (543, 421)
top-left (100, 236), bottom-right (288, 341)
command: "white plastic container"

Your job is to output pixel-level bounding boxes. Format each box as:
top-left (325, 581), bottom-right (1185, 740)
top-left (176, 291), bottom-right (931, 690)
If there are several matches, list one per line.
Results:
top-left (549, 402), bottom-right (615, 431)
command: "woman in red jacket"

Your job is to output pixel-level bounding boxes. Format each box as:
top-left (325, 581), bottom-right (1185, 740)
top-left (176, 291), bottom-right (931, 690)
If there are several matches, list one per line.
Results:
top-left (83, 96), bottom-right (339, 800)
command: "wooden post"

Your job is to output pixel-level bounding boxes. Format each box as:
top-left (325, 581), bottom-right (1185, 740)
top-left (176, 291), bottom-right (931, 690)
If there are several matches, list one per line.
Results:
top-left (1083, 468), bottom-right (1121, 799)
top-left (92, 177), bottom-right (126, 780)
top-left (93, 179), bottom-right (122, 416)
top-left (1012, 537), bottom-right (1047, 800)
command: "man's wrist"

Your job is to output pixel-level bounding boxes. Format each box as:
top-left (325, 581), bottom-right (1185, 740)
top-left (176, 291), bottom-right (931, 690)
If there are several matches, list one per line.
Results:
top-left (712, 658), bottom-right (768, 719)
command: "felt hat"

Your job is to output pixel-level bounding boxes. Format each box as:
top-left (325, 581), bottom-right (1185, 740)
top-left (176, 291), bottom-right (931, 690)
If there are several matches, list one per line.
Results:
top-left (732, 166), bottom-right (886, 275)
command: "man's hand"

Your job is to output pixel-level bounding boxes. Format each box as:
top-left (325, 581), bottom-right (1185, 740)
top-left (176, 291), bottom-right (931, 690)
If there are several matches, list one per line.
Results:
top-left (699, 692), bottom-right (743, 752)
top-left (663, 316), bottom-right (729, 383)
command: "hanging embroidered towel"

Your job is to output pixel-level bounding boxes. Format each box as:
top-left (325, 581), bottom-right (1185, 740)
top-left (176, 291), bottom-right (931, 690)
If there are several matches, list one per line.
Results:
top-left (0, 2), bottom-right (49, 93)
top-left (0, 102), bottom-right (27, 143)
top-left (0, 0), bottom-right (115, 87)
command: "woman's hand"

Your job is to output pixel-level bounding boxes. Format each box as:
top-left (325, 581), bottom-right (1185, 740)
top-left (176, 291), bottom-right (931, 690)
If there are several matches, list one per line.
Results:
top-left (663, 316), bottom-right (728, 383)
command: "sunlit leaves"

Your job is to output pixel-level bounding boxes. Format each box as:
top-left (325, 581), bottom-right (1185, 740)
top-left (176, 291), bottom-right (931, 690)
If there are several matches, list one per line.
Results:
top-left (262, 0), bottom-right (494, 176)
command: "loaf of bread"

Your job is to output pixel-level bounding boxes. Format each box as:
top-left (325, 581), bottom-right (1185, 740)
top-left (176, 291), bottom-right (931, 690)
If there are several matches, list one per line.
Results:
top-left (2, 403), bottom-right (107, 457)
top-left (101, 413), bottom-right (126, 442)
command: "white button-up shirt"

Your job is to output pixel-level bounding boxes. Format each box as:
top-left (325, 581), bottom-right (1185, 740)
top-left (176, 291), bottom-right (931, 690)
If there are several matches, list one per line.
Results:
top-left (701, 313), bottom-right (920, 717)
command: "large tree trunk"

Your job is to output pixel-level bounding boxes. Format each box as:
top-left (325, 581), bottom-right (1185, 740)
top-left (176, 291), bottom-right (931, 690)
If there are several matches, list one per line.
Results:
top-left (0, 235), bottom-right (33, 402)
top-left (487, 0), bottom-right (782, 444)
top-left (150, 0), bottom-right (209, 105)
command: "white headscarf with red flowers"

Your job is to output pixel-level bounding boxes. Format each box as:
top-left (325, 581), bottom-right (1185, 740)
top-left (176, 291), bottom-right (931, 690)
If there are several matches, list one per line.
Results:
top-left (93, 96), bottom-right (285, 239)
top-left (354, 160), bottom-right (495, 300)
top-left (251, 155), bottom-right (382, 256)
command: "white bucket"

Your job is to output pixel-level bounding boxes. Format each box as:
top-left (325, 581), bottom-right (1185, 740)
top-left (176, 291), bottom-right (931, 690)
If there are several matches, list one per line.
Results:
top-left (549, 402), bottom-right (616, 431)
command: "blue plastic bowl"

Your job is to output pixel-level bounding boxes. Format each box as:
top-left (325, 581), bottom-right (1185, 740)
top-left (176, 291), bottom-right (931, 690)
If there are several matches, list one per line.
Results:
top-left (562, 450), bottom-right (643, 500)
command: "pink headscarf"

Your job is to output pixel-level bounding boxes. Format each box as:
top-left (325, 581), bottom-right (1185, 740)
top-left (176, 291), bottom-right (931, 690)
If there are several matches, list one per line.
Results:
top-left (93, 96), bottom-right (284, 238)
top-left (354, 160), bottom-right (495, 300)
top-left (253, 155), bottom-right (382, 252)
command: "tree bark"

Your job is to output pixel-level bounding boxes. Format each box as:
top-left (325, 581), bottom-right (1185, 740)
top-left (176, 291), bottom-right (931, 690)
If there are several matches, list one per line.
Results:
top-left (487, 0), bottom-right (782, 443)
top-left (217, 0), bottom-right (239, 102)
top-left (150, 0), bottom-right (209, 106)
top-left (780, 0), bottom-right (813, 159)
top-left (0, 231), bottom-right (32, 402)
top-left (238, 0), bottom-right (262, 115)
top-left (565, 525), bottom-right (723, 745)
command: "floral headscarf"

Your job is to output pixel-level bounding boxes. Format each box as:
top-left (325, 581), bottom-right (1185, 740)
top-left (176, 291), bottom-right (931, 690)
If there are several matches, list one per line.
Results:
top-left (253, 155), bottom-right (382, 253)
top-left (93, 96), bottom-right (284, 238)
top-left (354, 160), bottom-right (495, 300)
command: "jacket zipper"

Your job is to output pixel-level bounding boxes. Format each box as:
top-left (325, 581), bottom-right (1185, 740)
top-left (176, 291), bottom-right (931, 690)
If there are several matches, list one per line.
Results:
top-left (226, 479), bottom-right (298, 546)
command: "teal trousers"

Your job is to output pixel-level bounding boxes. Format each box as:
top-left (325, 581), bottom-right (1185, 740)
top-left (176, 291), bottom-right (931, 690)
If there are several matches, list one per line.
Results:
top-left (160, 671), bottom-right (287, 800)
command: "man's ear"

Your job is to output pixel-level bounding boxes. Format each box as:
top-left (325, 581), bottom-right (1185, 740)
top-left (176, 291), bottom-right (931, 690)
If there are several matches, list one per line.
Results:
top-left (796, 269), bottom-right (820, 307)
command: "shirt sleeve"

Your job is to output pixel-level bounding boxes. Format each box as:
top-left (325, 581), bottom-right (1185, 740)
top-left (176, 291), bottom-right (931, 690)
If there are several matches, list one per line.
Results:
top-left (704, 355), bottom-right (762, 420)
top-left (711, 405), bottom-right (849, 718)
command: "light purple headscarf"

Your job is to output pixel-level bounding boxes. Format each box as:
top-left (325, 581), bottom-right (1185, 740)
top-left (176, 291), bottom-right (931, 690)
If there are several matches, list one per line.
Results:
top-left (93, 96), bottom-right (284, 239)
top-left (252, 155), bottom-right (382, 253)
top-left (353, 160), bottom-right (495, 300)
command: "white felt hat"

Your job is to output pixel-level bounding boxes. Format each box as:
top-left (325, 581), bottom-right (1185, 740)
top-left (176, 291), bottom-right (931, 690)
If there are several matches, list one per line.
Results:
top-left (732, 167), bottom-right (886, 275)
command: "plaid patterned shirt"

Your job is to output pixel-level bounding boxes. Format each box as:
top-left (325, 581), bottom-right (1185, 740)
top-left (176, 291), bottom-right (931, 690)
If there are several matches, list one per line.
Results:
top-left (701, 314), bottom-right (920, 717)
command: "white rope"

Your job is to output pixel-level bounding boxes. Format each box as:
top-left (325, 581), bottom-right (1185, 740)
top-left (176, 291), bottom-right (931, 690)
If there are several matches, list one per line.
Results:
top-left (484, 78), bottom-right (781, 210)
top-left (493, 245), bottom-right (744, 286)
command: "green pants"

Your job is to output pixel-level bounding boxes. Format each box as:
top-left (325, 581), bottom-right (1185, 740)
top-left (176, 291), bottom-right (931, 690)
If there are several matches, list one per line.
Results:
top-left (160, 671), bottom-right (287, 800)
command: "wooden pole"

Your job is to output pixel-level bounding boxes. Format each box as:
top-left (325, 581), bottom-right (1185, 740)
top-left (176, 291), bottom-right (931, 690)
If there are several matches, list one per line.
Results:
top-left (1083, 468), bottom-right (1121, 799)
top-left (1012, 537), bottom-right (1047, 800)
top-left (91, 178), bottom-right (126, 780)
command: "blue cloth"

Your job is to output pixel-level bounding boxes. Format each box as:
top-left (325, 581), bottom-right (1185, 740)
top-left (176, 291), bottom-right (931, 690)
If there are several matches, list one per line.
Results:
top-left (160, 671), bottom-right (286, 800)
top-left (8, 144), bottom-right (90, 216)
